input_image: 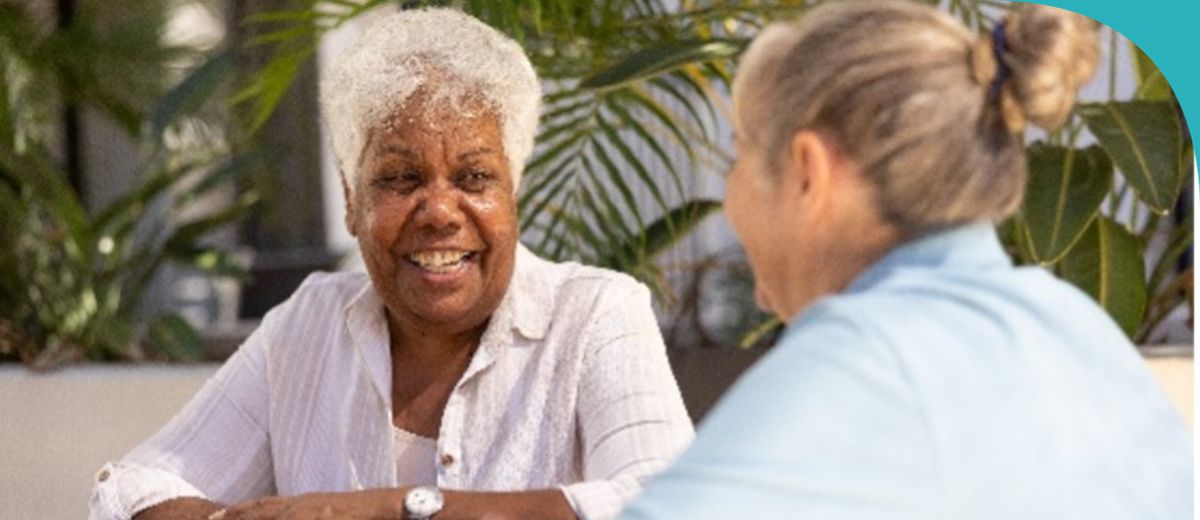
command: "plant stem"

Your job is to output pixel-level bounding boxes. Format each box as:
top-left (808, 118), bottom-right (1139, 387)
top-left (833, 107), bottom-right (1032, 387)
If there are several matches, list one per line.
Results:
top-left (1108, 28), bottom-right (1118, 101)
top-left (1146, 207), bottom-right (1193, 295)
top-left (739, 316), bottom-right (781, 350)
top-left (1138, 268), bottom-right (1193, 343)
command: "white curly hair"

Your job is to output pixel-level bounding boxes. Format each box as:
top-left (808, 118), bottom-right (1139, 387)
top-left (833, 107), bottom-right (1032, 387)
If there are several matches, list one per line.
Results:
top-left (320, 8), bottom-right (541, 193)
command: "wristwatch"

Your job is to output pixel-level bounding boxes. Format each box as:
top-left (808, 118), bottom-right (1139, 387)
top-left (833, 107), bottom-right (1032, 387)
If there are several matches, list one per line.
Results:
top-left (403, 486), bottom-right (444, 519)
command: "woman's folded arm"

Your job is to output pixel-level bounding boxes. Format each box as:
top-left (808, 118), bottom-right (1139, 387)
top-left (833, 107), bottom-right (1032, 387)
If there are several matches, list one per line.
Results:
top-left (89, 322), bottom-right (276, 520)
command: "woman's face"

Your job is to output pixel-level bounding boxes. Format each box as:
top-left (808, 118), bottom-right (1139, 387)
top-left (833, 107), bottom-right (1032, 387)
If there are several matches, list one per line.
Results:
top-left (725, 134), bottom-right (789, 317)
top-left (348, 94), bottom-right (518, 335)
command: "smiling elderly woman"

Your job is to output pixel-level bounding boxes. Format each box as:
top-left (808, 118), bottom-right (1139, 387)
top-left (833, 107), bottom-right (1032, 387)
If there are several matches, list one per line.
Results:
top-left (89, 8), bottom-right (692, 520)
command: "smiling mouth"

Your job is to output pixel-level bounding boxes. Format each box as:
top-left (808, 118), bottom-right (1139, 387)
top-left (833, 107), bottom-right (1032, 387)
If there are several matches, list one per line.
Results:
top-left (405, 250), bottom-right (479, 274)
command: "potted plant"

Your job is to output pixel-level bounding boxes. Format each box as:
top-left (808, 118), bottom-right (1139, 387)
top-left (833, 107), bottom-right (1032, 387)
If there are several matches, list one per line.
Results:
top-left (0, 2), bottom-right (260, 368)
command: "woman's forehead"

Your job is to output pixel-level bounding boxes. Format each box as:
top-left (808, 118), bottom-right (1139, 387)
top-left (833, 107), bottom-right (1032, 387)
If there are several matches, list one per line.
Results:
top-left (373, 106), bottom-right (502, 143)
top-left (374, 88), bottom-right (498, 131)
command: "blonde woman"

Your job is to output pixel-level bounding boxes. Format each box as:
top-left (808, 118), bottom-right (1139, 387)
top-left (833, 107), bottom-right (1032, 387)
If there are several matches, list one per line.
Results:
top-left (623, 1), bottom-right (1191, 518)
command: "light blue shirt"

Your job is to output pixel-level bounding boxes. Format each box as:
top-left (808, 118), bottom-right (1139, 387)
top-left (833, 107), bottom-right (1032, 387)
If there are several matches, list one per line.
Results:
top-left (623, 223), bottom-right (1191, 519)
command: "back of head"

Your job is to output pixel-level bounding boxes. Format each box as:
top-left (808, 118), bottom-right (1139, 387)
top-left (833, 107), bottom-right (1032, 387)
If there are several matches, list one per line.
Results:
top-left (320, 8), bottom-right (541, 192)
top-left (734, 0), bottom-right (1100, 237)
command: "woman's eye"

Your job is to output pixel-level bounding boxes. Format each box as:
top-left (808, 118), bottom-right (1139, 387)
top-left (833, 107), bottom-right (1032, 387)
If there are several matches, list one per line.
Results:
top-left (458, 170), bottom-right (493, 191)
top-left (373, 171), bottom-right (422, 193)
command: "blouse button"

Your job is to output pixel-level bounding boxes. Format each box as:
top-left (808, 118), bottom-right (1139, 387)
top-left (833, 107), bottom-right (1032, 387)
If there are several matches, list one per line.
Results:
top-left (96, 468), bottom-right (111, 482)
top-left (440, 453), bottom-right (455, 467)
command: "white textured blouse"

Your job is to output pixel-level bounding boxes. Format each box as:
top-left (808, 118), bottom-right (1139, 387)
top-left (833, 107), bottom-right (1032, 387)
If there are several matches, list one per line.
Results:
top-left (89, 245), bottom-right (694, 520)
top-left (393, 427), bottom-right (438, 486)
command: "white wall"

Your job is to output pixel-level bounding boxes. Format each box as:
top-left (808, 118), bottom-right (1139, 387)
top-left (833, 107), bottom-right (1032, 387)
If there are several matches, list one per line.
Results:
top-left (0, 365), bottom-right (217, 520)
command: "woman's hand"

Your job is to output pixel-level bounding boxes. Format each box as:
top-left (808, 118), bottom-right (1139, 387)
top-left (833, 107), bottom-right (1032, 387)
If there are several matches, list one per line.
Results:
top-left (211, 490), bottom-right (399, 520)
top-left (208, 487), bottom-right (575, 520)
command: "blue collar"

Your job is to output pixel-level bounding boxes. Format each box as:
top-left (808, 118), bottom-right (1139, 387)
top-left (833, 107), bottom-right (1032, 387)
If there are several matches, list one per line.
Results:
top-left (844, 222), bottom-right (1013, 295)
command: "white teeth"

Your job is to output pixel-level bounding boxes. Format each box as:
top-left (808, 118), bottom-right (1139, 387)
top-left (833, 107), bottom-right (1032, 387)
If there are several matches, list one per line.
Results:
top-left (408, 250), bottom-right (470, 273)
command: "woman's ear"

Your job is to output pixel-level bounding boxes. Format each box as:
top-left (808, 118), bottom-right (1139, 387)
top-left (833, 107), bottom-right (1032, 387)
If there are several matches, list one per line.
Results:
top-left (341, 172), bottom-right (358, 237)
top-left (782, 129), bottom-right (837, 219)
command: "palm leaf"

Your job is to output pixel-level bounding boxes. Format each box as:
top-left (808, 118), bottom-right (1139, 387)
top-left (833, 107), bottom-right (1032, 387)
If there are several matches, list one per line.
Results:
top-left (580, 39), bottom-right (744, 90)
top-left (149, 48), bottom-right (236, 141)
top-left (602, 199), bottom-right (722, 268)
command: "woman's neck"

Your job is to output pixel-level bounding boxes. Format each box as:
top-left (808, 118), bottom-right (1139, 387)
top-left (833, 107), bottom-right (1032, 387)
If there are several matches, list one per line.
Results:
top-left (385, 315), bottom-right (488, 437)
top-left (780, 221), bottom-right (900, 321)
top-left (386, 314), bottom-right (488, 367)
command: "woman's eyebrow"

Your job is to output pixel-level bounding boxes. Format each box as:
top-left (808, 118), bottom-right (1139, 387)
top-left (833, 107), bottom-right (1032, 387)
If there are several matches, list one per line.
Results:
top-left (376, 143), bottom-right (421, 160)
top-left (458, 147), bottom-right (497, 161)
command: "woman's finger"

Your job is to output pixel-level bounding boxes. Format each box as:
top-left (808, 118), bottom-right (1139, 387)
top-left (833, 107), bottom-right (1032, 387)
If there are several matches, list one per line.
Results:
top-left (218, 496), bottom-right (290, 520)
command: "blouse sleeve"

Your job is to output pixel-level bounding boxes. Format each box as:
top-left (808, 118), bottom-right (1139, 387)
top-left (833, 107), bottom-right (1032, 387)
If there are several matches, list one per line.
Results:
top-left (561, 283), bottom-right (695, 520)
top-left (88, 319), bottom-right (277, 520)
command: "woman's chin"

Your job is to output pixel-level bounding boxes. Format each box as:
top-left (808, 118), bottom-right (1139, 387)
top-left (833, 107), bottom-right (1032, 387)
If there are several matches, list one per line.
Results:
top-left (398, 283), bottom-right (490, 328)
top-left (410, 300), bottom-right (487, 328)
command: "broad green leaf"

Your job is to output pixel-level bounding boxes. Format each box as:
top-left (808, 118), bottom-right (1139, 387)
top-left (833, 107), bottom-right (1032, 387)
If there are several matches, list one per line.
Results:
top-left (997, 213), bottom-right (1035, 265)
top-left (1021, 144), bottom-right (1112, 264)
top-left (1130, 43), bottom-right (1170, 102)
top-left (580, 39), bottom-right (744, 90)
top-left (1059, 216), bottom-right (1147, 339)
top-left (149, 49), bottom-right (234, 140)
top-left (1078, 101), bottom-right (1182, 213)
top-left (148, 313), bottom-right (204, 362)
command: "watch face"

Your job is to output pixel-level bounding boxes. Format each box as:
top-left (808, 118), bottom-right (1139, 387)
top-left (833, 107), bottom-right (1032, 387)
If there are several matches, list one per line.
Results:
top-left (405, 486), bottom-right (444, 517)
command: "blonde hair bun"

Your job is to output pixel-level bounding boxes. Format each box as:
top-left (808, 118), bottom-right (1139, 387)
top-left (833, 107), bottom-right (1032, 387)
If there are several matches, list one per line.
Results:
top-left (734, 0), bottom-right (1102, 234)
top-left (979, 4), bottom-right (1101, 132)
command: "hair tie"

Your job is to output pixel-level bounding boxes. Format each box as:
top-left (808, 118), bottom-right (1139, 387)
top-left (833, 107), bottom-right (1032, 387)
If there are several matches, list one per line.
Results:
top-left (989, 22), bottom-right (1011, 101)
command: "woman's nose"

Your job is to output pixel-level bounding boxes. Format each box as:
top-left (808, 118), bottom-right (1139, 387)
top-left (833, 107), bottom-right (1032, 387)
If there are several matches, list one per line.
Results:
top-left (415, 183), bottom-right (462, 234)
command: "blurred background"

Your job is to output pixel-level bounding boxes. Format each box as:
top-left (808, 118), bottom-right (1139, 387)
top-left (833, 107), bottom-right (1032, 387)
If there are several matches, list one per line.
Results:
top-left (0, 1), bottom-right (1192, 518)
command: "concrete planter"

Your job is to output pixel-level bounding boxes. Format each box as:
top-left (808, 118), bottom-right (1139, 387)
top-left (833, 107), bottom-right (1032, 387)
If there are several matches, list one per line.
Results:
top-left (1, 346), bottom-right (1190, 520)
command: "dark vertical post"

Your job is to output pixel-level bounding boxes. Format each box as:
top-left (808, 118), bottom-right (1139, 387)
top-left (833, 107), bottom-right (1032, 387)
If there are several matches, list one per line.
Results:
top-left (56, 0), bottom-right (84, 200)
top-left (230, 0), bottom-right (339, 318)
